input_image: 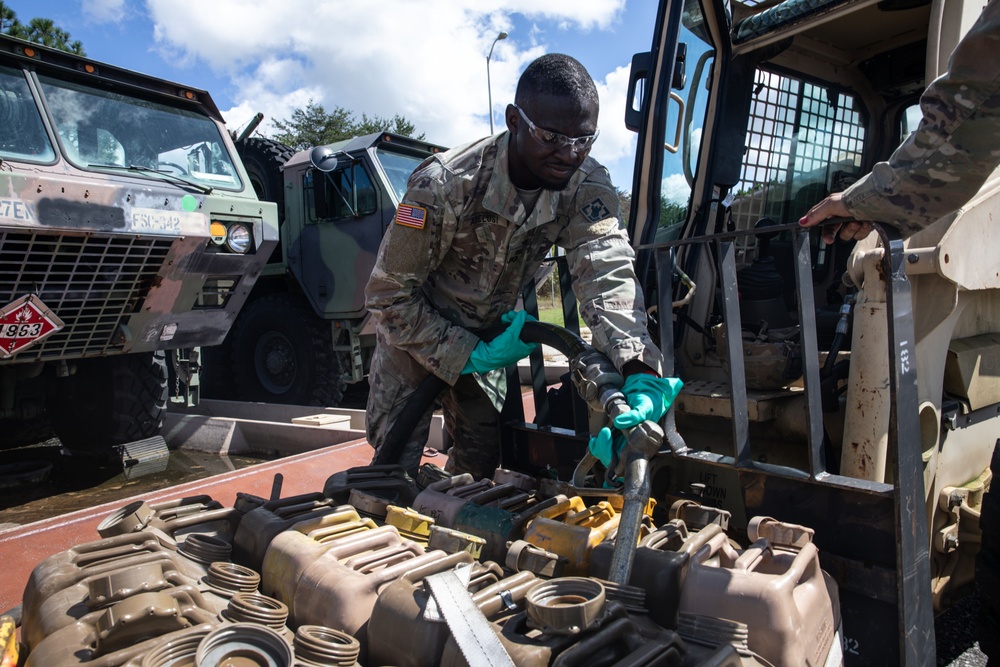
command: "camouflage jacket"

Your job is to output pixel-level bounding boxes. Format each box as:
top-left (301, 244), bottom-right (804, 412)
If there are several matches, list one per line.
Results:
top-left (843, 0), bottom-right (1000, 234)
top-left (365, 133), bottom-right (663, 386)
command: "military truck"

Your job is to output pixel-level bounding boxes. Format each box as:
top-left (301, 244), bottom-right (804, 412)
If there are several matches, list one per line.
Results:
top-left (0, 35), bottom-right (279, 449)
top-left (495, 0), bottom-right (998, 664)
top-left (201, 133), bottom-right (444, 406)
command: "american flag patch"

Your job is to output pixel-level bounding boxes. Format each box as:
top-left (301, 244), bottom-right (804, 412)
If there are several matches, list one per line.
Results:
top-left (395, 204), bottom-right (427, 229)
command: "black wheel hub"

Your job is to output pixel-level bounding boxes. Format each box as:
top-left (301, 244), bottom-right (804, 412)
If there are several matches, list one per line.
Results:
top-left (255, 331), bottom-right (296, 394)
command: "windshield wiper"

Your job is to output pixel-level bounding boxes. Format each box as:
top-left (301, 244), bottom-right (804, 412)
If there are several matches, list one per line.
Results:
top-left (89, 164), bottom-right (214, 194)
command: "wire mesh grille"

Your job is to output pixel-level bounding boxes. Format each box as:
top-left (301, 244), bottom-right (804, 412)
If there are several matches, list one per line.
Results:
top-left (0, 231), bottom-right (172, 360)
top-left (730, 69), bottom-right (866, 235)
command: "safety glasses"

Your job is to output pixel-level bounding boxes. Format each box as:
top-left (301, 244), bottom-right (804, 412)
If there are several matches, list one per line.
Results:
top-left (514, 105), bottom-right (599, 152)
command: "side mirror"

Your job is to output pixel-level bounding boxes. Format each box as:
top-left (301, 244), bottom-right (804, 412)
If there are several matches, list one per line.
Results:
top-left (310, 146), bottom-right (342, 172)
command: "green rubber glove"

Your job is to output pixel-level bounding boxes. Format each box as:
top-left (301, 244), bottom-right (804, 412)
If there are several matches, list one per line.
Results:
top-left (461, 310), bottom-right (539, 375)
top-left (588, 426), bottom-right (626, 467)
top-left (612, 374), bottom-right (684, 429)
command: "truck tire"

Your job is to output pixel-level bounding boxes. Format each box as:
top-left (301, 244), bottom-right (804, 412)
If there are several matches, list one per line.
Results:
top-left (978, 440), bottom-right (1000, 662)
top-left (0, 417), bottom-right (54, 449)
top-left (48, 352), bottom-right (169, 450)
top-left (230, 294), bottom-right (346, 406)
top-left (235, 137), bottom-right (294, 223)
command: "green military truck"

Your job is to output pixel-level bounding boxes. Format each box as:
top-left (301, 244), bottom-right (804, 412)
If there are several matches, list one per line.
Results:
top-left (201, 132), bottom-right (444, 406)
top-left (0, 36), bottom-right (279, 449)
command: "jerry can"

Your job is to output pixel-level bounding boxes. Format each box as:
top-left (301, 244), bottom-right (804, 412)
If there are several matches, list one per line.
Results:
top-left (323, 464), bottom-right (417, 507)
top-left (414, 474), bottom-right (557, 562)
top-left (492, 467), bottom-right (538, 491)
top-left (231, 492), bottom-right (349, 571)
top-left (293, 532), bottom-right (475, 663)
top-left (428, 525), bottom-right (487, 559)
top-left (366, 562), bottom-right (511, 667)
top-left (385, 505), bottom-right (435, 544)
top-left (259, 506), bottom-right (377, 607)
top-left (21, 530), bottom-right (216, 651)
top-left (23, 554), bottom-right (257, 651)
top-left (438, 578), bottom-right (606, 666)
top-left (280, 524), bottom-right (429, 625)
top-left (590, 519), bottom-right (725, 629)
top-left (521, 496), bottom-right (622, 575)
top-left (413, 474), bottom-right (495, 526)
top-left (25, 590), bottom-right (219, 667)
top-left (678, 518), bottom-right (842, 666)
top-left (349, 488), bottom-right (392, 523)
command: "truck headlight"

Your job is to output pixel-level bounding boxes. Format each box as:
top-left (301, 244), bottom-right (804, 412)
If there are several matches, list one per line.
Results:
top-left (225, 223), bottom-right (252, 254)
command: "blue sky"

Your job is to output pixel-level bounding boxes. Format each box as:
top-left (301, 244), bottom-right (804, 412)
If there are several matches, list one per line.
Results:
top-left (8, 0), bottom-right (664, 190)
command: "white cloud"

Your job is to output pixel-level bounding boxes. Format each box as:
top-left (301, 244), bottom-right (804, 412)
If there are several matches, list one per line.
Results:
top-left (144, 0), bottom-right (634, 168)
top-left (83, 0), bottom-right (127, 23)
top-left (662, 173), bottom-right (691, 205)
top-left (592, 64), bottom-right (637, 165)
top-left (590, 63), bottom-right (639, 190)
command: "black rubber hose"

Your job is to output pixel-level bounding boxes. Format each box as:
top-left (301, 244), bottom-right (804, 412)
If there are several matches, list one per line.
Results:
top-left (373, 321), bottom-right (591, 466)
top-left (1, 603), bottom-right (21, 626)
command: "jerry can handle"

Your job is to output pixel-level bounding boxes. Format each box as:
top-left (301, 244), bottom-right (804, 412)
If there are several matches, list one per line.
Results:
top-left (382, 550), bottom-right (473, 588)
top-left (537, 495), bottom-right (582, 521)
top-left (678, 523), bottom-right (725, 558)
top-left (774, 541), bottom-right (822, 589)
top-left (733, 539), bottom-right (772, 572)
top-left (427, 473), bottom-right (476, 493)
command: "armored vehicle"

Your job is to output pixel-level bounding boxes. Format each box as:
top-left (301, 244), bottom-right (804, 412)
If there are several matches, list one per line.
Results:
top-left (0, 35), bottom-right (279, 449)
top-left (202, 133), bottom-right (444, 406)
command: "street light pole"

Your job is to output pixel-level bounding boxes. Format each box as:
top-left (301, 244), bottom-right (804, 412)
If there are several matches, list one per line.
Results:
top-left (487, 31), bottom-right (507, 134)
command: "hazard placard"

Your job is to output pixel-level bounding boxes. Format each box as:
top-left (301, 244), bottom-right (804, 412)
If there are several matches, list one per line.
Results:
top-left (0, 295), bottom-right (64, 358)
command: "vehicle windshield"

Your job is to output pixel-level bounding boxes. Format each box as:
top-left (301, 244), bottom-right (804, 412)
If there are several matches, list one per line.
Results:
top-left (0, 65), bottom-right (56, 163)
top-left (36, 74), bottom-right (242, 191)
top-left (375, 147), bottom-right (429, 202)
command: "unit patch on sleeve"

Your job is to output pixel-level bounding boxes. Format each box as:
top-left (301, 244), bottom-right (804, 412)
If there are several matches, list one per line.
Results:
top-left (582, 197), bottom-right (612, 223)
top-left (395, 203), bottom-right (428, 229)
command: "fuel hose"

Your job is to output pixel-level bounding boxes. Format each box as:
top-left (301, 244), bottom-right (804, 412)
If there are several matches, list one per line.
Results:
top-left (372, 321), bottom-right (590, 466)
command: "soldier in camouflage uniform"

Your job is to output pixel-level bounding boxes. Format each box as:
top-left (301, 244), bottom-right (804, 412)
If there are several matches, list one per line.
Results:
top-left (799, 0), bottom-right (1000, 240)
top-left (365, 54), bottom-right (664, 479)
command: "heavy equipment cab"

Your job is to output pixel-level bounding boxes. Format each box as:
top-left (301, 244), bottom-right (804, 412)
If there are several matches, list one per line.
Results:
top-left (603, 0), bottom-right (999, 663)
top-left (502, 0), bottom-right (1000, 665)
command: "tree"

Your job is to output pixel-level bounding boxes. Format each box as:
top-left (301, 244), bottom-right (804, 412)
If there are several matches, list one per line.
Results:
top-left (0, 3), bottom-right (15, 33)
top-left (660, 199), bottom-right (688, 230)
top-left (0, 3), bottom-right (85, 55)
top-left (617, 187), bottom-right (688, 234)
top-left (355, 113), bottom-right (420, 138)
top-left (617, 188), bottom-right (632, 226)
top-left (270, 99), bottom-right (423, 150)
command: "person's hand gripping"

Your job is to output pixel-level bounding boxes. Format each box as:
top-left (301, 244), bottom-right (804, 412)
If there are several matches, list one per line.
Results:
top-left (612, 374), bottom-right (684, 429)
top-left (461, 310), bottom-right (538, 375)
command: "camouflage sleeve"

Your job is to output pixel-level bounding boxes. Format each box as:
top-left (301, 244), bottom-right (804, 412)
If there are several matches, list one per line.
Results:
top-left (364, 163), bottom-right (479, 385)
top-left (560, 168), bottom-right (664, 374)
top-left (842, 0), bottom-right (1000, 234)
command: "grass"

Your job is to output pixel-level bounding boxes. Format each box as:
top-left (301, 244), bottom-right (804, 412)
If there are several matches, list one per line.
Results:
top-left (533, 264), bottom-right (587, 330)
top-left (536, 306), bottom-right (586, 331)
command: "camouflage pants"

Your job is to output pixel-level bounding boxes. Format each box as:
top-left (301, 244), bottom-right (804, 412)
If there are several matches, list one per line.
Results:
top-left (366, 346), bottom-right (503, 480)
